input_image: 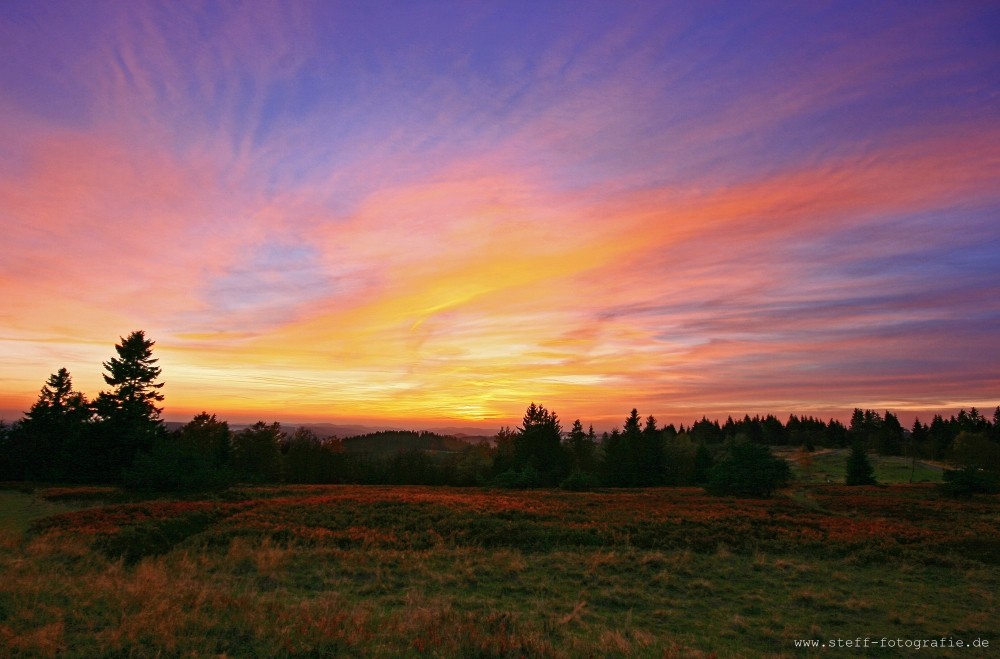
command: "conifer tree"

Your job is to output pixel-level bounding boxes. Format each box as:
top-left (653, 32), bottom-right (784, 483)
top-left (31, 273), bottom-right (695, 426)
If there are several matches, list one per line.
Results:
top-left (567, 419), bottom-right (596, 473)
top-left (636, 414), bottom-right (665, 485)
top-left (513, 402), bottom-right (567, 486)
top-left (845, 442), bottom-right (876, 485)
top-left (16, 368), bottom-right (89, 480)
top-left (93, 331), bottom-right (165, 480)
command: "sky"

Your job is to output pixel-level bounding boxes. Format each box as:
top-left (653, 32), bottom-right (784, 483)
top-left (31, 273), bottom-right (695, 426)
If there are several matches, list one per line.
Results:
top-left (1, 1), bottom-right (998, 431)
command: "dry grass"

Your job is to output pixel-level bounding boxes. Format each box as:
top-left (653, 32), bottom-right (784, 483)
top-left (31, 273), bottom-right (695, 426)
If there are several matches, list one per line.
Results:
top-left (1, 484), bottom-right (997, 657)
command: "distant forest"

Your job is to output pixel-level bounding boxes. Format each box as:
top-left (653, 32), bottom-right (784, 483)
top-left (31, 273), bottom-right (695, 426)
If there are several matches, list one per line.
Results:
top-left (2, 331), bottom-right (998, 495)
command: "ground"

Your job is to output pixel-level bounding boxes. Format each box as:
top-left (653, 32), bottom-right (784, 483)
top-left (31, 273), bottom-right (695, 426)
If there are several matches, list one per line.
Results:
top-left (0, 481), bottom-right (996, 657)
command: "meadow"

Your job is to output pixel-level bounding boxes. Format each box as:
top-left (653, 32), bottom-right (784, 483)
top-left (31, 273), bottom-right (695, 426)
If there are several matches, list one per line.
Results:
top-left (1, 483), bottom-right (997, 657)
top-left (780, 449), bottom-right (945, 485)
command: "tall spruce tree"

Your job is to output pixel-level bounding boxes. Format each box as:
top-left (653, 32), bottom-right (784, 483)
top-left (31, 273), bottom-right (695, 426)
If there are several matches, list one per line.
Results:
top-left (636, 414), bottom-right (665, 485)
top-left (619, 408), bottom-right (643, 486)
top-left (93, 331), bottom-right (165, 480)
top-left (513, 402), bottom-right (567, 486)
top-left (567, 419), bottom-right (596, 473)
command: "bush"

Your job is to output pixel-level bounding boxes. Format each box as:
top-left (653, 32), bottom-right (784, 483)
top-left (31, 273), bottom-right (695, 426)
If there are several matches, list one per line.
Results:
top-left (491, 465), bottom-right (542, 489)
top-left (559, 470), bottom-right (597, 491)
top-left (705, 441), bottom-right (791, 497)
top-left (938, 432), bottom-right (1000, 497)
top-left (123, 438), bottom-right (233, 492)
top-left (95, 513), bottom-right (216, 564)
top-left (939, 466), bottom-right (1000, 497)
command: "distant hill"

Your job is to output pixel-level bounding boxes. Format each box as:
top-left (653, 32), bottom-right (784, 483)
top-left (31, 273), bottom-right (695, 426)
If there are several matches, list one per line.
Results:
top-left (161, 419), bottom-right (495, 451)
top-left (340, 430), bottom-right (471, 456)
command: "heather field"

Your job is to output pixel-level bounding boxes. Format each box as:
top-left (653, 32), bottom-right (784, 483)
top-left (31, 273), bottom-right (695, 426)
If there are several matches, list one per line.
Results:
top-left (1, 484), bottom-right (998, 657)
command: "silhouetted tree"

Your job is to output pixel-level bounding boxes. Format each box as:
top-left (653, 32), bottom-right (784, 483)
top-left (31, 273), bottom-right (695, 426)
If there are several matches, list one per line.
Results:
top-left (511, 402), bottom-right (568, 486)
top-left (232, 422), bottom-right (284, 482)
top-left (849, 408), bottom-right (871, 446)
top-left (283, 427), bottom-right (326, 483)
top-left (956, 408), bottom-right (989, 435)
top-left (566, 419), bottom-right (597, 473)
top-left (13, 368), bottom-right (90, 480)
top-left (636, 414), bottom-right (665, 485)
top-left (877, 411), bottom-right (904, 456)
top-left (178, 412), bottom-right (231, 467)
top-left (125, 412), bottom-right (234, 491)
top-left (690, 417), bottom-right (724, 445)
top-left (492, 425), bottom-right (518, 475)
top-left (706, 440), bottom-right (791, 497)
top-left (92, 331), bottom-right (165, 480)
top-left (940, 431), bottom-right (1000, 496)
top-left (621, 408), bottom-right (643, 485)
top-left (127, 412), bottom-right (233, 491)
top-left (928, 414), bottom-right (952, 459)
top-left (760, 415), bottom-right (785, 445)
top-left (845, 442), bottom-right (876, 485)
top-left (825, 418), bottom-right (849, 448)
top-left (601, 409), bottom-right (644, 486)
top-left (786, 414), bottom-right (826, 450)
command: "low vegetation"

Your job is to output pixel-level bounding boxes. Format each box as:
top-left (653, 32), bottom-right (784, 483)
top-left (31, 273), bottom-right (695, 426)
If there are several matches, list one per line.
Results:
top-left (1, 483), bottom-right (997, 656)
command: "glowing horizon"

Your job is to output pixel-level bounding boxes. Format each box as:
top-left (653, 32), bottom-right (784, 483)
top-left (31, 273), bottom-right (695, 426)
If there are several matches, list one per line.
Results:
top-left (2, 2), bottom-right (998, 431)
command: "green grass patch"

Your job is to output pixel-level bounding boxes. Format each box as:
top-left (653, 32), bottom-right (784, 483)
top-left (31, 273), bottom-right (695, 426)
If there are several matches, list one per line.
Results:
top-left (792, 449), bottom-right (944, 484)
top-left (0, 490), bottom-right (101, 536)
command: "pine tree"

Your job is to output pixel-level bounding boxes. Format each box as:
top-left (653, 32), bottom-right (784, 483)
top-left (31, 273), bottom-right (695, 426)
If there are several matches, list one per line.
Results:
top-left (93, 331), bottom-right (166, 480)
top-left (845, 442), bottom-right (876, 485)
top-left (513, 402), bottom-right (567, 486)
top-left (618, 408), bottom-right (642, 486)
top-left (96, 331), bottom-right (164, 420)
top-left (636, 414), bottom-right (665, 485)
top-left (15, 368), bottom-right (89, 480)
top-left (567, 419), bottom-right (596, 473)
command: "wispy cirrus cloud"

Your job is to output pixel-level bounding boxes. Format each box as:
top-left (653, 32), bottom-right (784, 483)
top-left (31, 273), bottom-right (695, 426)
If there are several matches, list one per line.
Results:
top-left (1, 1), bottom-right (997, 425)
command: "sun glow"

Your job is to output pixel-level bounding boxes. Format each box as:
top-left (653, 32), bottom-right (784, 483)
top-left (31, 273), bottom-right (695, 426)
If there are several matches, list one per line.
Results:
top-left (1, 3), bottom-right (998, 428)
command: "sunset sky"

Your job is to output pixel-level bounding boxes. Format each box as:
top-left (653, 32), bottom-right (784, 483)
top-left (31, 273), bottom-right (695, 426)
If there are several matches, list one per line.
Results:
top-left (1, 1), bottom-right (998, 430)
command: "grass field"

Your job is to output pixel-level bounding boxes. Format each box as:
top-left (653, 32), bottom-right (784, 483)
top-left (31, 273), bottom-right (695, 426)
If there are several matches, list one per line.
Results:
top-left (780, 449), bottom-right (944, 485)
top-left (1, 483), bottom-right (997, 657)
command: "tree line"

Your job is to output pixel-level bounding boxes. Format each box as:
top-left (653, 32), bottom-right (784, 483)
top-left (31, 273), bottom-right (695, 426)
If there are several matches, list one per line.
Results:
top-left (1, 331), bottom-right (997, 495)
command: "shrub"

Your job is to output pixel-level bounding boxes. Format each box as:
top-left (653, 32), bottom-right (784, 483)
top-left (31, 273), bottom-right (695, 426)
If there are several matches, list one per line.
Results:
top-left (705, 441), bottom-right (791, 497)
top-left (939, 466), bottom-right (1000, 497)
top-left (560, 470), bottom-right (597, 491)
top-left (123, 438), bottom-right (233, 492)
top-left (491, 465), bottom-right (542, 489)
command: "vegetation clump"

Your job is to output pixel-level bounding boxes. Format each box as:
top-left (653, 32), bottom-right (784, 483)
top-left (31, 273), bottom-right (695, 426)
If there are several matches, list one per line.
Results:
top-left (845, 443), bottom-right (877, 486)
top-left (705, 441), bottom-right (791, 497)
